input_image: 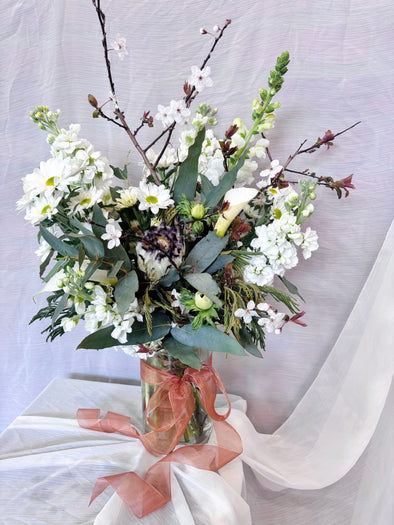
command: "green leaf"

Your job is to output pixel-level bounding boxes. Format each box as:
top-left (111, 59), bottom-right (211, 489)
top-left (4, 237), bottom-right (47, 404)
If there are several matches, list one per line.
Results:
top-left (171, 324), bottom-right (245, 355)
top-left (159, 267), bottom-right (180, 288)
top-left (42, 259), bottom-right (69, 283)
top-left (184, 230), bottom-right (229, 273)
top-left (173, 128), bottom-right (206, 203)
top-left (107, 260), bottom-right (124, 279)
top-left (200, 175), bottom-right (214, 200)
top-left (78, 242), bottom-right (85, 267)
top-left (80, 235), bottom-right (105, 260)
top-left (162, 336), bottom-right (202, 369)
top-left (39, 249), bottom-right (54, 278)
top-left (114, 271), bottom-right (139, 315)
top-left (52, 293), bottom-right (69, 324)
top-left (39, 225), bottom-right (79, 258)
top-left (238, 326), bottom-right (263, 358)
top-left (278, 275), bottom-right (305, 302)
top-left (184, 272), bottom-right (222, 306)
top-left (206, 254), bottom-right (233, 274)
top-left (111, 165), bottom-right (128, 181)
top-left (204, 149), bottom-right (248, 209)
top-left (77, 312), bottom-right (171, 349)
top-left (69, 217), bottom-right (93, 236)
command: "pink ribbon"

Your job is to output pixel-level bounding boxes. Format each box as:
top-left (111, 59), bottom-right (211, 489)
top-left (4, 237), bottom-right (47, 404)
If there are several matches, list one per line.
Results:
top-left (77, 358), bottom-right (242, 518)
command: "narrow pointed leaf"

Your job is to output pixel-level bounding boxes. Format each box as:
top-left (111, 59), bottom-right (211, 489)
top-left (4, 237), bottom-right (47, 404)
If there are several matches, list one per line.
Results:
top-left (39, 225), bottom-right (78, 258)
top-left (204, 150), bottom-right (248, 209)
top-left (184, 230), bottom-right (229, 273)
top-left (52, 293), bottom-right (69, 324)
top-left (173, 128), bottom-right (205, 203)
top-left (278, 275), bottom-right (305, 302)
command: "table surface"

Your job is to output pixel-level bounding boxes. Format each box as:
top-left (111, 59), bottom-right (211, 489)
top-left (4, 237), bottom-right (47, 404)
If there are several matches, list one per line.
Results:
top-left (1, 376), bottom-right (392, 525)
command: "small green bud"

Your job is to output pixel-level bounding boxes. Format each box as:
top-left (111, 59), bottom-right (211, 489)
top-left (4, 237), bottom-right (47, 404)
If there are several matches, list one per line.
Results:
top-left (194, 292), bottom-right (213, 310)
top-left (309, 192), bottom-right (316, 201)
top-left (85, 282), bottom-right (95, 290)
top-left (192, 221), bottom-right (204, 235)
top-left (38, 122), bottom-right (45, 130)
top-left (191, 203), bottom-right (205, 219)
top-left (92, 109), bottom-right (99, 118)
top-left (259, 88), bottom-right (268, 101)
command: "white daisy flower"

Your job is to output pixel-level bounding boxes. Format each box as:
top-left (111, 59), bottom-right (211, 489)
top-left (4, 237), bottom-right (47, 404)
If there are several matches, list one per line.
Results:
top-left (137, 181), bottom-right (174, 214)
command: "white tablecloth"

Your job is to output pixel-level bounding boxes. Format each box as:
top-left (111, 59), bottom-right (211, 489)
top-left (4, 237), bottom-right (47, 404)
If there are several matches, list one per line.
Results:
top-left (1, 374), bottom-right (392, 524)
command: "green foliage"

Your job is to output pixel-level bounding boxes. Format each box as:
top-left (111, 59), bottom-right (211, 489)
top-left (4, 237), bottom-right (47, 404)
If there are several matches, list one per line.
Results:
top-left (173, 127), bottom-right (206, 203)
top-left (114, 270), bottom-right (139, 315)
top-left (77, 312), bottom-right (171, 349)
top-left (183, 230), bottom-right (229, 273)
top-left (171, 324), bottom-right (245, 356)
top-left (162, 336), bottom-right (202, 369)
top-left (29, 290), bottom-right (72, 342)
top-left (179, 288), bottom-right (220, 330)
top-left (184, 272), bottom-right (222, 306)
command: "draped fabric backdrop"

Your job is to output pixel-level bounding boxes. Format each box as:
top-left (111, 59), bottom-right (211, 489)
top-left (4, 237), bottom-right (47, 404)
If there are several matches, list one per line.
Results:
top-left (1, 0), bottom-right (393, 521)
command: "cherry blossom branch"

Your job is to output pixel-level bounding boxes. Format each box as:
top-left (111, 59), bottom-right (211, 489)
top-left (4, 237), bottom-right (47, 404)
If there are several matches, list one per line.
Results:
top-left (91, 0), bottom-right (161, 185)
top-left (282, 121), bottom-right (361, 170)
top-left (153, 19), bottom-right (231, 170)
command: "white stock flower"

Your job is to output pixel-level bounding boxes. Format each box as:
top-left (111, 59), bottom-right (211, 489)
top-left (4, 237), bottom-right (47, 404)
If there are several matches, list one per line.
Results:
top-left (257, 159), bottom-right (283, 188)
top-left (61, 317), bottom-right (78, 333)
top-left (235, 159), bottom-right (258, 187)
top-left (137, 181), bottom-right (174, 214)
top-left (301, 227), bottom-right (319, 259)
top-left (243, 256), bottom-right (275, 286)
top-left (249, 138), bottom-right (270, 159)
top-left (188, 65), bottom-right (213, 91)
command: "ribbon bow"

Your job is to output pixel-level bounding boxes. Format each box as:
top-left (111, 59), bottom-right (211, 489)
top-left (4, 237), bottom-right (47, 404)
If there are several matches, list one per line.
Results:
top-left (77, 357), bottom-right (242, 518)
top-left (141, 355), bottom-right (231, 456)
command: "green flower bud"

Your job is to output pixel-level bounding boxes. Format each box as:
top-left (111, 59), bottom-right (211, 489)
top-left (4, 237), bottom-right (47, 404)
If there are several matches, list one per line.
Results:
top-left (309, 192), bottom-right (316, 200)
top-left (192, 221), bottom-right (204, 235)
top-left (92, 109), bottom-right (99, 118)
top-left (191, 203), bottom-right (205, 219)
top-left (194, 292), bottom-right (213, 310)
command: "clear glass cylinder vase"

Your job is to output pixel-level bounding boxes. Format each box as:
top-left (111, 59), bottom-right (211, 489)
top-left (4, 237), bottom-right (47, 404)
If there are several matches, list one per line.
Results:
top-left (141, 349), bottom-right (212, 446)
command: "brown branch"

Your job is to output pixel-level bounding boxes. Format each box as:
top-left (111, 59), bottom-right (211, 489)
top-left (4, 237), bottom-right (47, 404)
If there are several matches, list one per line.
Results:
top-left (297, 121), bottom-right (361, 155)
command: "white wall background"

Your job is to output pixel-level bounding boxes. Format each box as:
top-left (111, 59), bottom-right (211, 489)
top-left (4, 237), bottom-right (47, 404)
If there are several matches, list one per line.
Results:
top-left (1, 0), bottom-right (393, 434)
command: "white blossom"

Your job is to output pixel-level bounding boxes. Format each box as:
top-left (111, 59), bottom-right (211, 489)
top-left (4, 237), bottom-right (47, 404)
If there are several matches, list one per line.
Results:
top-left (188, 65), bottom-right (213, 92)
top-left (101, 219), bottom-right (123, 249)
top-left (112, 34), bottom-right (128, 60)
top-left (234, 301), bottom-right (259, 324)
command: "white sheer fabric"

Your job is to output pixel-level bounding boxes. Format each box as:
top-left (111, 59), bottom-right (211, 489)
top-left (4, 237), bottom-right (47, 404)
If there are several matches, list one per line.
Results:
top-left (1, 0), bottom-right (394, 522)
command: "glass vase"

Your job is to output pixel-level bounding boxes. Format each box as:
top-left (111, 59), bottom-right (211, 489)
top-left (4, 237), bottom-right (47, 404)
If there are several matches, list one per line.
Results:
top-left (141, 349), bottom-right (212, 446)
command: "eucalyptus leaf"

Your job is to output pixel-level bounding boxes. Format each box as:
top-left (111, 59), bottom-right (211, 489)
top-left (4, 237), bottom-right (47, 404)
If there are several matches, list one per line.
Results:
top-left (206, 254), bottom-right (234, 274)
top-left (110, 165), bottom-right (128, 181)
top-left (69, 217), bottom-right (93, 236)
top-left (107, 260), bottom-right (124, 279)
top-left (42, 259), bottom-right (69, 283)
top-left (171, 324), bottom-right (244, 355)
top-left (162, 336), bottom-right (202, 369)
top-left (204, 149), bottom-right (248, 209)
top-left (279, 275), bottom-right (305, 302)
top-left (77, 312), bottom-right (171, 349)
top-left (39, 225), bottom-right (79, 258)
top-left (173, 128), bottom-right (206, 203)
top-left (80, 235), bottom-right (105, 260)
top-left (114, 271), bottom-right (139, 315)
top-left (184, 273), bottom-right (222, 306)
top-left (200, 175), bottom-right (214, 201)
top-left (39, 249), bottom-right (54, 278)
top-left (238, 326), bottom-right (263, 358)
top-left (184, 230), bottom-right (229, 273)
top-left (159, 267), bottom-right (180, 288)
